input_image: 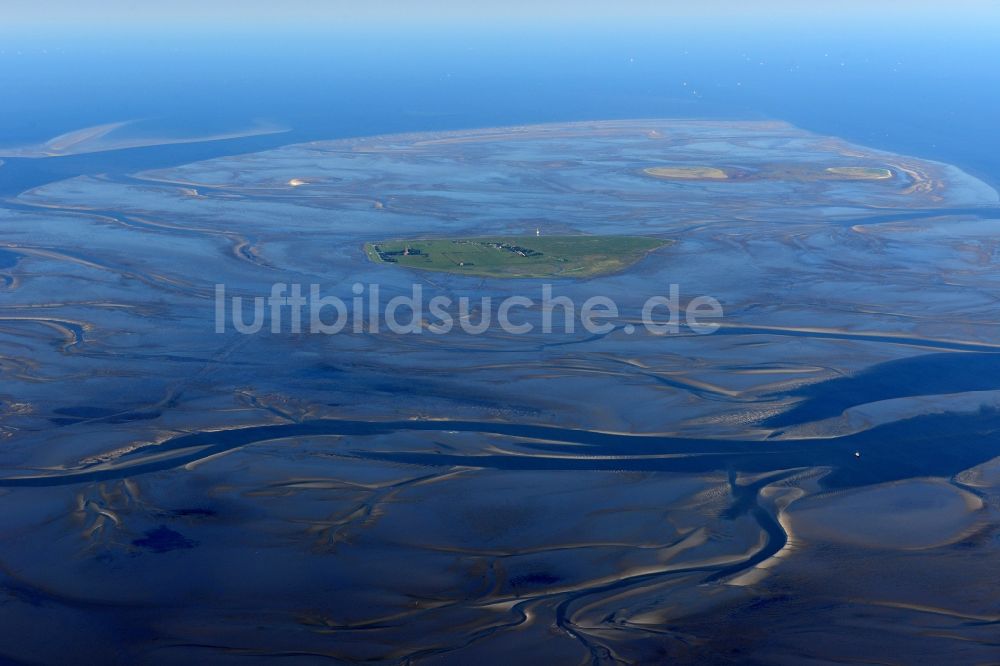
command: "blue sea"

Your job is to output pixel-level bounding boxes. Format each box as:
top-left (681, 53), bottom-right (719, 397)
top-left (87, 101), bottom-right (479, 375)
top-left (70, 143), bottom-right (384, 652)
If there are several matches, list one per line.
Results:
top-left (1, 21), bottom-right (998, 192)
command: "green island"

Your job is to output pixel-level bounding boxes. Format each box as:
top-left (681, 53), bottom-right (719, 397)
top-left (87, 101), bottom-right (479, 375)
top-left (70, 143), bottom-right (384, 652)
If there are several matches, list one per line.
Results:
top-left (364, 235), bottom-right (671, 278)
top-left (643, 166), bottom-right (729, 180)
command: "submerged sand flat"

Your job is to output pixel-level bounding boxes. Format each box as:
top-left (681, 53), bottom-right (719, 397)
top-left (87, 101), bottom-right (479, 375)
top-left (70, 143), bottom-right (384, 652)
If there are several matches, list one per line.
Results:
top-left (826, 165), bottom-right (894, 179)
top-left (0, 119), bottom-right (288, 158)
top-left (786, 478), bottom-right (984, 549)
top-left (0, 120), bottom-right (999, 662)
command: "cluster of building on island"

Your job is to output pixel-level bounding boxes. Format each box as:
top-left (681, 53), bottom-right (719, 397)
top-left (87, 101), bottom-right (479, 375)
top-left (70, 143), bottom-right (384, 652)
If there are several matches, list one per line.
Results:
top-left (373, 239), bottom-right (545, 266)
top-left (370, 245), bottom-right (425, 263)
top-left (479, 241), bottom-right (543, 258)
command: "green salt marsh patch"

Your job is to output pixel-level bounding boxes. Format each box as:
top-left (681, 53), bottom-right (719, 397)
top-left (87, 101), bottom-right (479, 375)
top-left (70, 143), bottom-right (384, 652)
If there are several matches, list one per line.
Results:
top-left (364, 235), bottom-right (671, 278)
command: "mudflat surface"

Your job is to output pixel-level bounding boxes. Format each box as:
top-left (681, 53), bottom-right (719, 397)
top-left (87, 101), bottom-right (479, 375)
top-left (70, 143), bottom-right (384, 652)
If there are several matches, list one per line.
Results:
top-left (1, 119), bottom-right (999, 663)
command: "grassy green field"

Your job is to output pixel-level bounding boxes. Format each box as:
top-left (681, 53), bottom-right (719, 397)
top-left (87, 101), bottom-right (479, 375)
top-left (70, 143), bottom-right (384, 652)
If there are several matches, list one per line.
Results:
top-left (364, 235), bottom-right (670, 278)
top-left (644, 166), bottom-right (728, 180)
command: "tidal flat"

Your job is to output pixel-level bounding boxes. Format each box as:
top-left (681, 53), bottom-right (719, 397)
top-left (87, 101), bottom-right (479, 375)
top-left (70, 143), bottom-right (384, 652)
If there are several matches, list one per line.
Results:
top-left (1, 120), bottom-right (999, 663)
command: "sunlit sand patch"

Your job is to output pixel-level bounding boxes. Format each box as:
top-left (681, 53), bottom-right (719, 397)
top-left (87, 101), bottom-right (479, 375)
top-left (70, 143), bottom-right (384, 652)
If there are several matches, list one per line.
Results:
top-left (643, 166), bottom-right (728, 180)
top-left (622, 575), bottom-right (753, 627)
top-left (825, 166), bottom-right (894, 180)
top-left (885, 161), bottom-right (934, 194)
top-left (21, 121), bottom-right (131, 156)
top-left (725, 468), bottom-right (824, 586)
top-left (859, 599), bottom-right (1000, 623)
top-left (955, 455), bottom-right (1000, 489)
top-left (786, 478), bottom-right (984, 550)
top-left (0, 120), bottom-right (287, 158)
top-left (711, 322), bottom-right (1000, 352)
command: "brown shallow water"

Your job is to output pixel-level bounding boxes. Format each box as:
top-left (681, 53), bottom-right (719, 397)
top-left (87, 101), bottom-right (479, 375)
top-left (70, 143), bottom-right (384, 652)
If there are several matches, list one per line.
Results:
top-left (1, 120), bottom-right (1000, 663)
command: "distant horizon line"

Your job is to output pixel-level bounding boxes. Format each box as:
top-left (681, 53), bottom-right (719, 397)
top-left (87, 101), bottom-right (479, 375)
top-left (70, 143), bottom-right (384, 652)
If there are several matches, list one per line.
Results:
top-left (3, 0), bottom-right (997, 30)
